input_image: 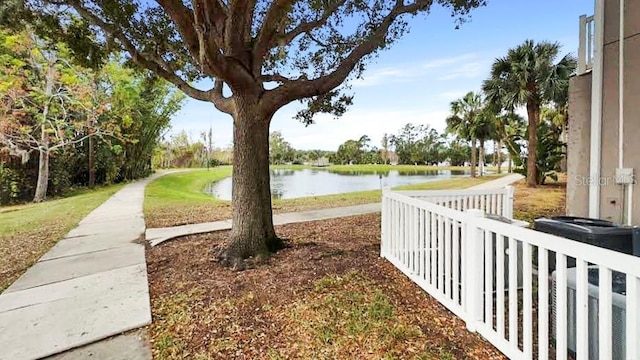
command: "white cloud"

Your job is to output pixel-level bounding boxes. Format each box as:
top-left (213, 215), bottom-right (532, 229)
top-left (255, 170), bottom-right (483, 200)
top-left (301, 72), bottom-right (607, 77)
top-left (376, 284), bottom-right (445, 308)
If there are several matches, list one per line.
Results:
top-left (352, 66), bottom-right (415, 88)
top-left (352, 52), bottom-right (483, 88)
top-left (437, 59), bottom-right (489, 81)
top-left (421, 53), bottom-right (479, 69)
top-left (439, 90), bottom-right (471, 101)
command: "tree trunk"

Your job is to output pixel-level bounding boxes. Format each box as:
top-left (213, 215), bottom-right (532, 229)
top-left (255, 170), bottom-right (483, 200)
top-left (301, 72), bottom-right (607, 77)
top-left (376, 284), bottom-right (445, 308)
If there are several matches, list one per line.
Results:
top-left (470, 139), bottom-right (477, 178)
top-left (33, 125), bottom-right (49, 202)
top-left (497, 140), bottom-right (502, 174)
top-left (508, 153), bottom-right (513, 173)
top-left (216, 99), bottom-right (280, 268)
top-left (33, 150), bottom-right (49, 202)
top-left (479, 138), bottom-right (485, 176)
top-left (492, 141), bottom-right (497, 169)
top-left (33, 61), bottom-right (55, 202)
top-left (559, 126), bottom-right (568, 172)
top-left (88, 131), bottom-right (95, 187)
top-left (526, 103), bottom-right (539, 187)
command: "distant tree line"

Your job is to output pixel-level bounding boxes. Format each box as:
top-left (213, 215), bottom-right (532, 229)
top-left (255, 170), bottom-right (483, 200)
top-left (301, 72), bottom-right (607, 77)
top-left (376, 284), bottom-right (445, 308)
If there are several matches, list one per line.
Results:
top-left (266, 125), bottom-right (476, 167)
top-left (268, 131), bottom-right (333, 165)
top-left (153, 129), bottom-right (234, 169)
top-left (329, 125), bottom-right (473, 166)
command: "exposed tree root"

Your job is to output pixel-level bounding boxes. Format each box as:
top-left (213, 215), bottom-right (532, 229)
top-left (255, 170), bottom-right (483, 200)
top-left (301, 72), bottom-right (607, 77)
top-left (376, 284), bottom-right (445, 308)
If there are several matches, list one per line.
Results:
top-left (213, 236), bottom-right (288, 271)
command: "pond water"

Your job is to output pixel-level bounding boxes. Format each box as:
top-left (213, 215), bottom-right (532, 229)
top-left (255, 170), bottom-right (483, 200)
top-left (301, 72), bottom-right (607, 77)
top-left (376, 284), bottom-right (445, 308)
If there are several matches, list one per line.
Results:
top-left (206, 168), bottom-right (470, 200)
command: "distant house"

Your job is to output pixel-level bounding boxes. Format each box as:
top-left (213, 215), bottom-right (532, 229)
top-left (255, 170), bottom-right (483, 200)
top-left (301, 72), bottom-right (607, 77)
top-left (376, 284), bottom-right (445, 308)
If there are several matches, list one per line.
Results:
top-left (567, 0), bottom-right (639, 225)
top-left (310, 156), bottom-right (330, 167)
top-left (387, 151), bottom-right (399, 165)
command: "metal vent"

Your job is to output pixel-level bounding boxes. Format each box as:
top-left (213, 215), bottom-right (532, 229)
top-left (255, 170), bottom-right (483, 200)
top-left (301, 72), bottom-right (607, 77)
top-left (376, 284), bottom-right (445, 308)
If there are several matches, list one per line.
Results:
top-left (551, 267), bottom-right (626, 359)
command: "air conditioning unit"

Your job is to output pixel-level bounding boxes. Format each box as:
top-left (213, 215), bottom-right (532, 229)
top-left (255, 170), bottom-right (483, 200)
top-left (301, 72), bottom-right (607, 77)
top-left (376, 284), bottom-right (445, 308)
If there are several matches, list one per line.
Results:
top-left (551, 267), bottom-right (626, 359)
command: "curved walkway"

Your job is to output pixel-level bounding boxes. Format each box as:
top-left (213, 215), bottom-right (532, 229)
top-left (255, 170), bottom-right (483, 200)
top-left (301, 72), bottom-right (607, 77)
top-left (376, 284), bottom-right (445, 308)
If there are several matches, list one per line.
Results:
top-left (147, 173), bottom-right (524, 247)
top-left (147, 203), bottom-right (382, 246)
top-left (0, 173), bottom-right (172, 360)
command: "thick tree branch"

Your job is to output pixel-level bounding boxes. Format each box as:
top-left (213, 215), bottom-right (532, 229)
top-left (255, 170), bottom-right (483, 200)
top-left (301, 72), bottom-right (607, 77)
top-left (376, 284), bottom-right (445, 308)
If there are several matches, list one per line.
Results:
top-left (201, 0), bottom-right (228, 54)
top-left (260, 73), bottom-right (296, 83)
top-left (62, 0), bottom-right (217, 102)
top-left (154, 0), bottom-right (202, 65)
top-left (262, 1), bottom-right (432, 114)
top-left (253, 0), bottom-right (347, 75)
top-left (225, 0), bottom-right (253, 54)
top-left (213, 0), bottom-right (257, 89)
top-left (192, 0), bottom-right (229, 74)
top-left (279, 1), bottom-right (346, 45)
top-left (252, 0), bottom-right (296, 74)
top-left (211, 79), bottom-right (235, 114)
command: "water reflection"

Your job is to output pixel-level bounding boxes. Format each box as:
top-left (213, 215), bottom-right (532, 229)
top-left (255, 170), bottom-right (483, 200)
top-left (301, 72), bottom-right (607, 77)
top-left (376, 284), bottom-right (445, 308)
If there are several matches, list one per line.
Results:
top-left (328, 169), bottom-right (469, 177)
top-left (206, 168), bottom-right (470, 200)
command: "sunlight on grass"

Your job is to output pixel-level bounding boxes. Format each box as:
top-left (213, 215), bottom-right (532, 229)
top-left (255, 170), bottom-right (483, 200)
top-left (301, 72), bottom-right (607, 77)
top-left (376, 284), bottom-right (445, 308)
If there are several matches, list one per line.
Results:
top-left (394, 174), bottom-right (503, 190)
top-left (0, 183), bottom-right (125, 291)
top-left (144, 167), bottom-right (232, 204)
top-left (143, 168), bottom-right (232, 227)
top-left (513, 175), bottom-right (567, 223)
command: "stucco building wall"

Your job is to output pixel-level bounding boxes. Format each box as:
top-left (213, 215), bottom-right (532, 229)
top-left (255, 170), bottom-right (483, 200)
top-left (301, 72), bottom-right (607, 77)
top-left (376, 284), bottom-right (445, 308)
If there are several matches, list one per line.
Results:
top-left (567, 0), bottom-right (640, 224)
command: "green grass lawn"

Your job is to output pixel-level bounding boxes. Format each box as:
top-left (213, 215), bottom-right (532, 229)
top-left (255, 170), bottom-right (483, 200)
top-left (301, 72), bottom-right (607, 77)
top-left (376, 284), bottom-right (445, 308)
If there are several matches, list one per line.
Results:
top-left (0, 184), bottom-right (125, 292)
top-left (145, 167), bottom-right (232, 205)
top-left (143, 168), bottom-right (504, 227)
top-left (512, 174), bottom-right (567, 223)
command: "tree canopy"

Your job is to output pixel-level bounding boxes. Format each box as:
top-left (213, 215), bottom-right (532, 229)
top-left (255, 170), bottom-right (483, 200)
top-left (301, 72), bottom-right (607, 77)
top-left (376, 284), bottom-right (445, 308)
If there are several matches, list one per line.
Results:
top-left (6, 0), bottom-right (486, 120)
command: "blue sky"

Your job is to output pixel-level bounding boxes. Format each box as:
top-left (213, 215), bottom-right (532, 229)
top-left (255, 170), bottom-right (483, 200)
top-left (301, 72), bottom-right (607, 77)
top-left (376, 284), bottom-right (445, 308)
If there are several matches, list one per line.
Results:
top-left (168, 0), bottom-right (594, 151)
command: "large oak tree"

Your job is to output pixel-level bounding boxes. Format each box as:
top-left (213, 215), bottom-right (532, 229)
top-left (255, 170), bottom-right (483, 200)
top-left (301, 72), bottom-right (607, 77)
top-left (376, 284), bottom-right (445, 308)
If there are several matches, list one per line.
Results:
top-left (11, 0), bottom-right (485, 265)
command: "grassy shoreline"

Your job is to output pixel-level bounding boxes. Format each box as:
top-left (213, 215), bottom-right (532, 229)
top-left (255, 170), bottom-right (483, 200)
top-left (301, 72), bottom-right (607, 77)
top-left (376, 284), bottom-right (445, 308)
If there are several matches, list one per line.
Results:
top-left (143, 168), bottom-right (504, 228)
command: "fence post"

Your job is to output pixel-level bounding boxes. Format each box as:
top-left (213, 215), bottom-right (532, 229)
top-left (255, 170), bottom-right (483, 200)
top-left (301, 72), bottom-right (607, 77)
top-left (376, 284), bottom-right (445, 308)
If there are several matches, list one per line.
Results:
top-left (381, 188), bottom-right (390, 259)
top-left (504, 185), bottom-right (515, 219)
top-left (464, 209), bottom-right (485, 332)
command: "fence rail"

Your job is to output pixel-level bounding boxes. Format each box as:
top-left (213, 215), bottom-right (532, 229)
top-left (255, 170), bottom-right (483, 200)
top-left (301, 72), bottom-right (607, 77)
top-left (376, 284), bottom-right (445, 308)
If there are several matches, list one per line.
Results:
top-left (381, 188), bottom-right (640, 360)
top-left (395, 186), bottom-right (514, 219)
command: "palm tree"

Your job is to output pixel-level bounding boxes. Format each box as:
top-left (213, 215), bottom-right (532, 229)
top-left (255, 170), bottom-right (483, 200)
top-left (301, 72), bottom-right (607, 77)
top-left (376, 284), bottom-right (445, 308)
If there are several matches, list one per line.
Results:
top-left (446, 91), bottom-right (482, 177)
top-left (474, 107), bottom-right (497, 176)
top-left (482, 40), bottom-right (576, 187)
top-left (541, 106), bottom-right (569, 171)
top-left (492, 111), bottom-right (527, 174)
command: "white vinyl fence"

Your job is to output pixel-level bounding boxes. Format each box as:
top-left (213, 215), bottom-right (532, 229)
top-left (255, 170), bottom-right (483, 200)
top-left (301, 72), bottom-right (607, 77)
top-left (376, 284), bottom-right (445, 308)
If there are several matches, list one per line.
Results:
top-left (381, 189), bottom-right (640, 360)
top-left (395, 186), bottom-right (514, 219)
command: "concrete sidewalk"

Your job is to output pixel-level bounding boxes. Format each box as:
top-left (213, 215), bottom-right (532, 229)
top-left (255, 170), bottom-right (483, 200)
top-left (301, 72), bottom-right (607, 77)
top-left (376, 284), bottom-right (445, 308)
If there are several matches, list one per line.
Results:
top-left (146, 203), bottom-right (381, 246)
top-left (467, 173), bottom-right (524, 190)
top-left (147, 173), bottom-right (524, 247)
top-left (0, 173), bottom-right (169, 360)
